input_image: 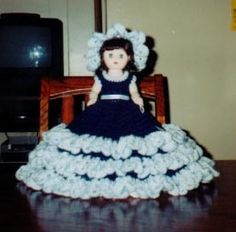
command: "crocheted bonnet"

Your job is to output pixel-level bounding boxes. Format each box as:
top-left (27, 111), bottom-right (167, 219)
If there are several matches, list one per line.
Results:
top-left (86, 23), bottom-right (149, 72)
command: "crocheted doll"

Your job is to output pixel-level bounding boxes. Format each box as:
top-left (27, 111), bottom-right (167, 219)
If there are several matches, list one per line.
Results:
top-left (16, 24), bottom-right (219, 199)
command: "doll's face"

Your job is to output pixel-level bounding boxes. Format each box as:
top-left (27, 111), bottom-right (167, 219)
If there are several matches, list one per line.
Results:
top-left (103, 48), bottom-right (130, 71)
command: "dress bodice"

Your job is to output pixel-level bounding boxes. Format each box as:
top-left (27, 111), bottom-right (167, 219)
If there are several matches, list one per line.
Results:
top-left (97, 71), bottom-right (133, 96)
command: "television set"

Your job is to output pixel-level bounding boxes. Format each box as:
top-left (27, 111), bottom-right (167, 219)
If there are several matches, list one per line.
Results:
top-left (0, 13), bottom-right (63, 78)
top-left (0, 13), bottom-right (64, 132)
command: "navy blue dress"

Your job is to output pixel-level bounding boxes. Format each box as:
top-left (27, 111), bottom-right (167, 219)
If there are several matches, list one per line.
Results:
top-left (15, 72), bottom-right (219, 199)
top-left (67, 72), bottom-right (159, 139)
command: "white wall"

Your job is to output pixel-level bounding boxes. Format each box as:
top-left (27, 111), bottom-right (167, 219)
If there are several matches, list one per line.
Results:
top-left (106, 0), bottom-right (236, 160)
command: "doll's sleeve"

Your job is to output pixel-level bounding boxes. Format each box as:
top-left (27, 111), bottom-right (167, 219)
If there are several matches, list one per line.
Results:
top-left (87, 76), bottom-right (102, 106)
top-left (129, 76), bottom-right (144, 112)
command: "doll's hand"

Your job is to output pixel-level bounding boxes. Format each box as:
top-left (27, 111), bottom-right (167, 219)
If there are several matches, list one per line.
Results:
top-left (139, 105), bottom-right (145, 113)
top-left (87, 98), bottom-right (97, 106)
top-left (87, 78), bottom-right (101, 106)
top-left (132, 96), bottom-right (144, 113)
top-left (129, 76), bottom-right (145, 113)
top-left (87, 90), bottom-right (99, 106)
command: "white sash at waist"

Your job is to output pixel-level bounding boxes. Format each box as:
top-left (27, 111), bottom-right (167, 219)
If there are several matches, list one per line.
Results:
top-left (100, 94), bottom-right (130, 100)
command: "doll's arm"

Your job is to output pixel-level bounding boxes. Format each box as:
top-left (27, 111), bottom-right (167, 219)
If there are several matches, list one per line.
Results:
top-left (129, 76), bottom-right (144, 113)
top-left (87, 76), bottom-right (102, 106)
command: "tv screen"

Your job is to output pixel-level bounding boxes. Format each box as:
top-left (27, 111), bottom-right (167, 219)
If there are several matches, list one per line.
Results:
top-left (0, 13), bottom-right (63, 77)
top-left (0, 26), bottom-right (52, 68)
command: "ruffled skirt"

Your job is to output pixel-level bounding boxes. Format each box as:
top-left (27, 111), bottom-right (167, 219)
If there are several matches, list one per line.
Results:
top-left (16, 103), bottom-right (219, 199)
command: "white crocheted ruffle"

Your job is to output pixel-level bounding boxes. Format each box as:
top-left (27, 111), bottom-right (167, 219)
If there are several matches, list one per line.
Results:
top-left (15, 123), bottom-right (219, 199)
top-left (41, 123), bottom-right (200, 160)
top-left (16, 156), bottom-right (218, 199)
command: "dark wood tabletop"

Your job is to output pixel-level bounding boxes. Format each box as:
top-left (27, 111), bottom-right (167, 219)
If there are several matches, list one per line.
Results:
top-left (0, 160), bottom-right (235, 232)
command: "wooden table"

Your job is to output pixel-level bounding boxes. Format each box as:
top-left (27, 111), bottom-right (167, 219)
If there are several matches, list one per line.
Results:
top-left (0, 160), bottom-right (235, 232)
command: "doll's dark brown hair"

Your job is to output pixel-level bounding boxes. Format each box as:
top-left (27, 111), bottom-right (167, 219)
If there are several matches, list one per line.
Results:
top-left (97, 38), bottom-right (137, 73)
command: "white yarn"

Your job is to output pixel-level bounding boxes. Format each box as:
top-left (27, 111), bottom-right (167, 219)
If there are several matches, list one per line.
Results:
top-left (15, 122), bottom-right (219, 199)
top-left (86, 23), bottom-right (149, 72)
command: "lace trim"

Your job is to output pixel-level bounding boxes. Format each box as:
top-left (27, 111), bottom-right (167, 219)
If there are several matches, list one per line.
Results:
top-left (102, 70), bottom-right (129, 82)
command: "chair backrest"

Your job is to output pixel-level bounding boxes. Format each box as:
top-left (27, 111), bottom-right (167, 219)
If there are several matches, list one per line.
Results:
top-left (39, 74), bottom-right (169, 137)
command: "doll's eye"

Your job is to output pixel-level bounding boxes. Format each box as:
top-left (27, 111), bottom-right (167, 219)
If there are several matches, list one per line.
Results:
top-left (119, 54), bottom-right (124, 59)
top-left (108, 53), bottom-right (113, 58)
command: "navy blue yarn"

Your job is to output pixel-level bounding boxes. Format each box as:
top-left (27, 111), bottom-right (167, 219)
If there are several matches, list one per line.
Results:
top-left (67, 72), bottom-right (162, 140)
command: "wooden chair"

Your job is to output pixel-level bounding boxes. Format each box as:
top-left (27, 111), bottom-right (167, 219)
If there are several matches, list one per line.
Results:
top-left (39, 74), bottom-right (169, 137)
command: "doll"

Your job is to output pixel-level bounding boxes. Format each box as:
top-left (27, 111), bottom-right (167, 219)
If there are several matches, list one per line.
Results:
top-left (16, 24), bottom-right (219, 199)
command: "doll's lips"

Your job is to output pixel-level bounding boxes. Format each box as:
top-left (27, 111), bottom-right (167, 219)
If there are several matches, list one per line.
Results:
top-left (114, 62), bottom-right (118, 64)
